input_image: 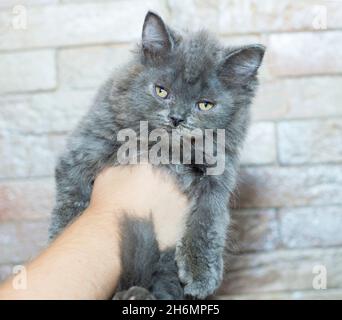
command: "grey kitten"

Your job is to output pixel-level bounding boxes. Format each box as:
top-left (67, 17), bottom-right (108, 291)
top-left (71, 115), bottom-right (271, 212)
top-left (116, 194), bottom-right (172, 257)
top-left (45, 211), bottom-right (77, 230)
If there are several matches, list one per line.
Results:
top-left (49, 12), bottom-right (265, 299)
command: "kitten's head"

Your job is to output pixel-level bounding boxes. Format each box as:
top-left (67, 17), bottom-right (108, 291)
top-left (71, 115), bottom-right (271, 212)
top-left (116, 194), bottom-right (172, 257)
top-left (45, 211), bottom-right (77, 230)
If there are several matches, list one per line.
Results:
top-left (114, 12), bottom-right (264, 143)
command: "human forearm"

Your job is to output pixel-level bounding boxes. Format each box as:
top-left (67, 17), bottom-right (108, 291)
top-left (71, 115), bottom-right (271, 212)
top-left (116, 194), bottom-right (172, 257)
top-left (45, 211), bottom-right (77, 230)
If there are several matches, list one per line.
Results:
top-left (0, 164), bottom-right (188, 300)
top-left (0, 208), bottom-right (121, 300)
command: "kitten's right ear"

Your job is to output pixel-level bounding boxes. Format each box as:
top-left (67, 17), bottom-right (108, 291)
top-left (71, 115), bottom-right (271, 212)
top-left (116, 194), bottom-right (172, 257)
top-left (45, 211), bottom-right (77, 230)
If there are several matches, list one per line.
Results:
top-left (218, 45), bottom-right (265, 85)
top-left (142, 11), bottom-right (172, 60)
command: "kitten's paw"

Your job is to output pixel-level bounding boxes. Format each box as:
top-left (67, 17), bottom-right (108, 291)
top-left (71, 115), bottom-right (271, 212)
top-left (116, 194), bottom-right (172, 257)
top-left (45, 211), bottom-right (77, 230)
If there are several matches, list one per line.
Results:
top-left (183, 273), bottom-right (220, 299)
top-left (175, 243), bottom-right (223, 299)
top-left (175, 252), bottom-right (193, 286)
top-left (113, 286), bottom-right (156, 300)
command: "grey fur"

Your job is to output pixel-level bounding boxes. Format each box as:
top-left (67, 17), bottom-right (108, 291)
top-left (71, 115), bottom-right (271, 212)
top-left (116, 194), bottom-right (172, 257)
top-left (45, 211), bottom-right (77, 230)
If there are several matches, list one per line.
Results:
top-left (114, 216), bottom-right (183, 300)
top-left (49, 11), bottom-right (265, 299)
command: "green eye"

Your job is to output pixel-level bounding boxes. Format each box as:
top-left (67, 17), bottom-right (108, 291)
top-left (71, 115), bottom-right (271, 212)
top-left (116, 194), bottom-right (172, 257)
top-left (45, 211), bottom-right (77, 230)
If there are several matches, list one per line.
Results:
top-left (155, 85), bottom-right (168, 99)
top-left (197, 101), bottom-right (214, 111)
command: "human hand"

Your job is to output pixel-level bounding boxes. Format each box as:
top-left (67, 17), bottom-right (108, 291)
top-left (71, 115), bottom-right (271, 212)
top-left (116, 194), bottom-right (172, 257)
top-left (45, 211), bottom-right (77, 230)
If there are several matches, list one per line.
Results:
top-left (89, 164), bottom-right (189, 249)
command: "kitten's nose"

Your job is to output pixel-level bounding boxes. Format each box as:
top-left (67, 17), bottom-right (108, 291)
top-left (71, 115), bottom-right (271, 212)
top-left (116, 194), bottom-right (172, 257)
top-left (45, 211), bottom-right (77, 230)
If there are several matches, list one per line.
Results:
top-left (169, 115), bottom-right (184, 127)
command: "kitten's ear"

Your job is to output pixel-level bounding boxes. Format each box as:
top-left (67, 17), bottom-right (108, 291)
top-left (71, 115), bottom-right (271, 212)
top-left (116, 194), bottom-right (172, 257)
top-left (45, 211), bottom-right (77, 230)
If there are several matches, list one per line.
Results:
top-left (142, 11), bottom-right (172, 59)
top-left (218, 45), bottom-right (265, 85)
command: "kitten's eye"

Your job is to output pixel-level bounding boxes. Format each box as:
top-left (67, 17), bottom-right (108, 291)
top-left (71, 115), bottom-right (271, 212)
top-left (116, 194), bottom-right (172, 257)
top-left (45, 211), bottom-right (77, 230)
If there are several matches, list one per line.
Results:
top-left (155, 85), bottom-right (168, 99)
top-left (197, 101), bottom-right (214, 111)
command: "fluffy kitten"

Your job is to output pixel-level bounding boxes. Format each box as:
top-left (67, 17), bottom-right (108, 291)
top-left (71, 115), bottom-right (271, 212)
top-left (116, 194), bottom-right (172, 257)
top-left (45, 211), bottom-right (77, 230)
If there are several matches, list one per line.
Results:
top-left (49, 12), bottom-right (265, 299)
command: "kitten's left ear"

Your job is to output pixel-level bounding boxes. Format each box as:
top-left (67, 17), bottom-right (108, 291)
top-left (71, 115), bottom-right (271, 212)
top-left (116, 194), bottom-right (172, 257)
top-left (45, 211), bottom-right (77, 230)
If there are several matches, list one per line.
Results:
top-left (142, 11), bottom-right (173, 60)
top-left (218, 45), bottom-right (265, 85)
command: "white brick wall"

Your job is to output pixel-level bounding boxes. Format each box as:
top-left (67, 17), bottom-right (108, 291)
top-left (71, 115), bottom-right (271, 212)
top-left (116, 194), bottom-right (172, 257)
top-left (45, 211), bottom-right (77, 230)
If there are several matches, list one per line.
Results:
top-left (0, 1), bottom-right (169, 50)
top-left (58, 45), bottom-right (131, 89)
top-left (0, 0), bottom-right (342, 299)
top-left (278, 119), bottom-right (342, 164)
top-left (0, 50), bottom-right (56, 94)
top-left (279, 206), bottom-right (342, 248)
top-left (240, 122), bottom-right (276, 165)
top-left (0, 90), bottom-right (96, 134)
top-left (268, 32), bottom-right (342, 76)
top-left (252, 77), bottom-right (342, 120)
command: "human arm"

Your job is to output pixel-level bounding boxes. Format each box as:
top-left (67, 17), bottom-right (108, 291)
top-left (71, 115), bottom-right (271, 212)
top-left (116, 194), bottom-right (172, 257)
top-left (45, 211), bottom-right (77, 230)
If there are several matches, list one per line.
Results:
top-left (0, 164), bottom-right (188, 300)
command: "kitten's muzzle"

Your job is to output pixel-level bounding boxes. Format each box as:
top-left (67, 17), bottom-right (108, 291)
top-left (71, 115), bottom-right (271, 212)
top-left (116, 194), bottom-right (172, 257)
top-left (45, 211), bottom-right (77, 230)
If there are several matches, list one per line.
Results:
top-left (169, 114), bottom-right (184, 127)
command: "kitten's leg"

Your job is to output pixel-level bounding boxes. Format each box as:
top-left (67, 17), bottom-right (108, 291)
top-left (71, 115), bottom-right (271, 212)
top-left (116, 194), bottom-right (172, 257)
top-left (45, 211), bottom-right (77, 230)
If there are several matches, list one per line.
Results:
top-left (49, 157), bottom-right (94, 240)
top-left (175, 176), bottom-right (230, 299)
top-left (113, 286), bottom-right (156, 300)
top-left (115, 250), bottom-right (184, 300)
top-left (150, 249), bottom-right (184, 300)
top-left (115, 217), bottom-right (184, 300)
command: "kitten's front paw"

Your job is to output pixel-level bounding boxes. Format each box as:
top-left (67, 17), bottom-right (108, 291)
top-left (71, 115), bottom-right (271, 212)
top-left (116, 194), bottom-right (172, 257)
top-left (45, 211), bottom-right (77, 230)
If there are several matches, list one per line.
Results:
top-left (113, 286), bottom-right (156, 300)
top-left (183, 274), bottom-right (220, 299)
top-left (175, 243), bottom-right (223, 299)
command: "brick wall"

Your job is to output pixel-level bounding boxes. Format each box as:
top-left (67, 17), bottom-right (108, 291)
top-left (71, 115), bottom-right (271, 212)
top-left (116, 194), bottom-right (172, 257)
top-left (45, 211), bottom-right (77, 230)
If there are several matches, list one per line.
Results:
top-left (0, 0), bottom-right (342, 299)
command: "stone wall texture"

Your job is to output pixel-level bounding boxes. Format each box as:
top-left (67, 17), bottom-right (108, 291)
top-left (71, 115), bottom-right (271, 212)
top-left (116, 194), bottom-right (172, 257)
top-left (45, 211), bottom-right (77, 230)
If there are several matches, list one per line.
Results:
top-left (0, 0), bottom-right (341, 299)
